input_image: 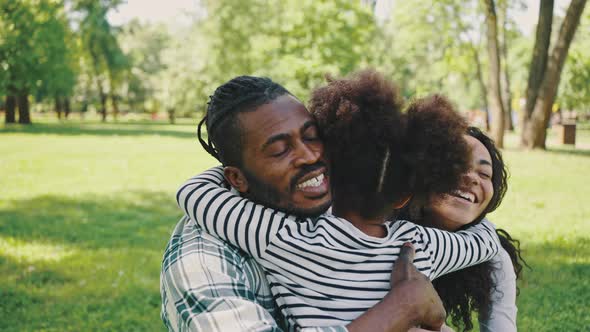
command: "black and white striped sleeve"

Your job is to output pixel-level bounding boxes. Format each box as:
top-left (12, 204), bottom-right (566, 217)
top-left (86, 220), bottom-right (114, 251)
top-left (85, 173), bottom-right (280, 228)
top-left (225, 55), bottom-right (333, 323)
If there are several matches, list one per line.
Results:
top-left (175, 166), bottom-right (297, 259)
top-left (409, 219), bottom-right (500, 280)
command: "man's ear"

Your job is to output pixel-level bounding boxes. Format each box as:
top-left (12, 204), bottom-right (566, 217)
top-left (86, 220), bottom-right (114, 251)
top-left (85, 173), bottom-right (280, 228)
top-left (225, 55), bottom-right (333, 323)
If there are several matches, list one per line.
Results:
top-left (393, 194), bottom-right (413, 209)
top-left (224, 166), bottom-right (249, 193)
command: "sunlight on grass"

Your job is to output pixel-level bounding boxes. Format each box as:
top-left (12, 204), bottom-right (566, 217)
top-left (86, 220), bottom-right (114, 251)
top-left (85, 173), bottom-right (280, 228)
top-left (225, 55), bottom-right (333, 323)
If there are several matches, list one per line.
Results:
top-left (0, 237), bottom-right (76, 263)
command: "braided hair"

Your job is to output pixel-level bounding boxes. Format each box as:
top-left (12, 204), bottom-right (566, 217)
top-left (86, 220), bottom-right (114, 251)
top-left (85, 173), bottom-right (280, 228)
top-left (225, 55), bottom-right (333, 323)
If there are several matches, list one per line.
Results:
top-left (198, 76), bottom-right (291, 166)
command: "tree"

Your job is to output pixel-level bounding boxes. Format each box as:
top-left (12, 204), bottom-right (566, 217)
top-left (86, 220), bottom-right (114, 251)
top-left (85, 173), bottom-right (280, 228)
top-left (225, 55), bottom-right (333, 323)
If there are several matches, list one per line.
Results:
top-left (521, 0), bottom-right (588, 149)
top-left (499, 0), bottom-right (514, 131)
top-left (118, 20), bottom-right (170, 119)
top-left (483, 0), bottom-right (506, 147)
top-left (74, 0), bottom-right (126, 122)
top-left (560, 8), bottom-right (590, 114)
top-left (4, 96), bottom-right (16, 124)
top-left (1, 1), bottom-right (39, 124)
top-left (0, 0), bottom-right (75, 124)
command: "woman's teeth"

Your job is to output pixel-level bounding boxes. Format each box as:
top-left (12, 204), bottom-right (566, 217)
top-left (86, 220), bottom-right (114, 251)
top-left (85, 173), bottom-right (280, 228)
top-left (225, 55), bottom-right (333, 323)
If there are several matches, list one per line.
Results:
top-left (452, 190), bottom-right (475, 203)
top-left (297, 174), bottom-right (324, 189)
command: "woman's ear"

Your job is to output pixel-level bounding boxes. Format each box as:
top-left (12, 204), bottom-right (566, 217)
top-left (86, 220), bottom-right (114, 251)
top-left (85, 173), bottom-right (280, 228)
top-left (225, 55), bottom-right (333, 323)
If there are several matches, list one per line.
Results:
top-left (224, 166), bottom-right (249, 193)
top-left (393, 194), bottom-right (413, 209)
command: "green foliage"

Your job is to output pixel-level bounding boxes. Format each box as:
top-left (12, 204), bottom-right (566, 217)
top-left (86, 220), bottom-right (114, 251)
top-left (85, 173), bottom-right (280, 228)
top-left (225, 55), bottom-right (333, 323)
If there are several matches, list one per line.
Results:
top-left (1, 0), bottom-right (587, 122)
top-left (560, 9), bottom-right (590, 113)
top-left (1, 120), bottom-right (589, 331)
top-left (74, 0), bottom-right (128, 113)
top-left (372, 0), bottom-right (488, 107)
top-left (0, 0), bottom-right (75, 97)
top-left (118, 20), bottom-right (170, 113)
top-left (197, 0), bottom-right (377, 101)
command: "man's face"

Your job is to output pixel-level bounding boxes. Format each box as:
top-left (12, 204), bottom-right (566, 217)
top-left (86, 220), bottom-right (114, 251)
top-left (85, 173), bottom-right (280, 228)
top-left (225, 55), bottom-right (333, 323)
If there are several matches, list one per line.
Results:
top-left (236, 94), bottom-right (331, 217)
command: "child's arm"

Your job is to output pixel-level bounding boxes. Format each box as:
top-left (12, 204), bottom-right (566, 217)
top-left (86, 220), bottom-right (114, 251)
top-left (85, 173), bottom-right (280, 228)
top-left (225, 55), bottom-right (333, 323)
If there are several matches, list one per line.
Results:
top-left (176, 166), bottom-right (300, 259)
top-left (394, 220), bottom-right (501, 280)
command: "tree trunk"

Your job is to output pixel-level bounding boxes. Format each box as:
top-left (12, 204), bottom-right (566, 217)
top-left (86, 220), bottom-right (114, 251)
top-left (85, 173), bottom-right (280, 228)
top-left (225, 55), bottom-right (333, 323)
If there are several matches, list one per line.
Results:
top-left (523, 0), bottom-right (554, 124)
top-left (89, 47), bottom-right (107, 122)
top-left (522, 0), bottom-right (587, 149)
top-left (501, 69), bottom-right (513, 131)
top-left (471, 46), bottom-right (490, 131)
top-left (5, 95), bottom-right (16, 124)
top-left (168, 108), bottom-right (176, 124)
top-left (499, 3), bottom-right (513, 131)
top-left (483, 0), bottom-right (505, 147)
top-left (55, 96), bottom-right (63, 119)
top-left (111, 93), bottom-right (119, 121)
top-left (17, 93), bottom-right (31, 124)
top-left (64, 97), bottom-right (71, 119)
top-left (99, 91), bottom-right (107, 122)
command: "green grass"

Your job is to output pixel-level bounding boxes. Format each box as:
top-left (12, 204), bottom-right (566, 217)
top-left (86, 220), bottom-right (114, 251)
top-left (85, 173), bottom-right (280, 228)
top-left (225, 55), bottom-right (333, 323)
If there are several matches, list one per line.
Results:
top-left (1, 116), bottom-right (589, 331)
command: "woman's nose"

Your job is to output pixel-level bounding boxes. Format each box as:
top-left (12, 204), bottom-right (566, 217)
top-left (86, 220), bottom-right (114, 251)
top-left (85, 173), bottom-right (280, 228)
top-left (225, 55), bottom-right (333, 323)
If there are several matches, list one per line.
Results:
top-left (462, 171), bottom-right (479, 186)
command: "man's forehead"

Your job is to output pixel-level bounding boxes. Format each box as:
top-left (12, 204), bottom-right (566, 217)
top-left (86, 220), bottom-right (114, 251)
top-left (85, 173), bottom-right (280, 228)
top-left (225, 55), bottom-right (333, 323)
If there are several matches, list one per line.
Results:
top-left (239, 95), bottom-right (315, 139)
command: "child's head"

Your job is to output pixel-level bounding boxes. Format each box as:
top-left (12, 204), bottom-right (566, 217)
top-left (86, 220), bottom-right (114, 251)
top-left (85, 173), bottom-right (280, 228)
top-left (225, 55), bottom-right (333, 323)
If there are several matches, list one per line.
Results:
top-left (309, 69), bottom-right (469, 219)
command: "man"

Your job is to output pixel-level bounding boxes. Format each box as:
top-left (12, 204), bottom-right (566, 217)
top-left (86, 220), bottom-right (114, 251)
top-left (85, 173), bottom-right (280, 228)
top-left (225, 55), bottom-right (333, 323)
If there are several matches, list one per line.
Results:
top-left (161, 76), bottom-right (447, 331)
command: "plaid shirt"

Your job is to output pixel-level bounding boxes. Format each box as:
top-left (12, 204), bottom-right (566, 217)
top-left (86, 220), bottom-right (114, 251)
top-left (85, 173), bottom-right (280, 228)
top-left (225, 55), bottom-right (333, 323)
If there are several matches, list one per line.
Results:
top-left (160, 215), bottom-right (348, 332)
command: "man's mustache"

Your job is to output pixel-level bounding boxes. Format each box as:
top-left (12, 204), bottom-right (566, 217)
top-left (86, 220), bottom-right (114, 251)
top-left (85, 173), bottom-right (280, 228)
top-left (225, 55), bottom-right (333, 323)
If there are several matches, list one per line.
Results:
top-left (290, 162), bottom-right (328, 191)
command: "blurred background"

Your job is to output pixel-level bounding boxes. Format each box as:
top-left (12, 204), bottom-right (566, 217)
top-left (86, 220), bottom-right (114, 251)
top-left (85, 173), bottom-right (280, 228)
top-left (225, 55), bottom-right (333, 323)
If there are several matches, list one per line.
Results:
top-left (1, 0), bottom-right (589, 331)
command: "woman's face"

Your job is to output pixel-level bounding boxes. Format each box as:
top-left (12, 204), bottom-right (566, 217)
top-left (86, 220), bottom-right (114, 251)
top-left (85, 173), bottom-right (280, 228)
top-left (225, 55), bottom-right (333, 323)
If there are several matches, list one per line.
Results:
top-left (428, 135), bottom-right (494, 231)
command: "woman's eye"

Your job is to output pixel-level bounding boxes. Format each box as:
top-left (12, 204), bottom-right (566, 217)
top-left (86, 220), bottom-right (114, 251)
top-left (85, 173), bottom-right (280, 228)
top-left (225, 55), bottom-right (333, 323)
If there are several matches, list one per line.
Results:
top-left (480, 172), bottom-right (491, 179)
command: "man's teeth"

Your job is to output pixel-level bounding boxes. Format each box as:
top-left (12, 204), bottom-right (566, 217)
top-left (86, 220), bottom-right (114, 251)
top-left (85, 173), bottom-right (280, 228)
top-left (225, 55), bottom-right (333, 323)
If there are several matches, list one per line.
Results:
top-left (297, 174), bottom-right (324, 189)
top-left (453, 190), bottom-right (475, 203)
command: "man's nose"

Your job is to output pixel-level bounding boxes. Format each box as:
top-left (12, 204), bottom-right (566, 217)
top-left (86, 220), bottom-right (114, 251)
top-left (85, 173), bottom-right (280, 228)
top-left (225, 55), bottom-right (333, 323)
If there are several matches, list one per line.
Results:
top-left (293, 141), bottom-right (322, 166)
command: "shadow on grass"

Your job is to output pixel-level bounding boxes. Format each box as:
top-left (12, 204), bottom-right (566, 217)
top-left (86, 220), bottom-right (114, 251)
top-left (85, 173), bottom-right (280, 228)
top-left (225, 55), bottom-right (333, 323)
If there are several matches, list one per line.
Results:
top-left (0, 191), bottom-right (180, 250)
top-left (0, 122), bottom-right (199, 139)
top-left (0, 191), bottom-right (176, 331)
top-left (0, 254), bottom-right (163, 331)
top-left (516, 238), bottom-right (590, 331)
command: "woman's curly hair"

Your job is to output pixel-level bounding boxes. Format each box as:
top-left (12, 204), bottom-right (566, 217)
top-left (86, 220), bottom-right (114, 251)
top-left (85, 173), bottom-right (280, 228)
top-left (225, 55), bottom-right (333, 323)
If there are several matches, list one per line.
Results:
top-left (399, 126), bottom-right (528, 331)
top-left (309, 69), bottom-right (469, 219)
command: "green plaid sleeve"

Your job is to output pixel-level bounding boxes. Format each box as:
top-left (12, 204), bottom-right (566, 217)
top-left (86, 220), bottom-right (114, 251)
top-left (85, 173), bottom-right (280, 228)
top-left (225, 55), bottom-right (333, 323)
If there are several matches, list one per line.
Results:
top-left (160, 216), bottom-right (348, 332)
top-left (161, 216), bottom-right (282, 331)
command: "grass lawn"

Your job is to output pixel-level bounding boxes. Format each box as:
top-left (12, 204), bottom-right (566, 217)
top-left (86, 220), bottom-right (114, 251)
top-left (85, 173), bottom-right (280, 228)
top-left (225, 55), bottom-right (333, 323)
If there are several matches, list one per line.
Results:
top-left (1, 115), bottom-right (589, 331)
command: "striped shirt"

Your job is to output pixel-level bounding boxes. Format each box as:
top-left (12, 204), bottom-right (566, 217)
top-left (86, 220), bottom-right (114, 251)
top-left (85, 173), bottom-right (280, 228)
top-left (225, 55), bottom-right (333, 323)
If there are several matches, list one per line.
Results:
top-left (177, 167), bottom-right (500, 330)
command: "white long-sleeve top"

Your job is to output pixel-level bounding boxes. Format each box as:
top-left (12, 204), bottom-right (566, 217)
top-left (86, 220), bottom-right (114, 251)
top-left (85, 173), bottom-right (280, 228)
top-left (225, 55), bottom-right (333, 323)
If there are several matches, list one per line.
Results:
top-left (176, 167), bottom-right (501, 330)
top-left (479, 248), bottom-right (518, 332)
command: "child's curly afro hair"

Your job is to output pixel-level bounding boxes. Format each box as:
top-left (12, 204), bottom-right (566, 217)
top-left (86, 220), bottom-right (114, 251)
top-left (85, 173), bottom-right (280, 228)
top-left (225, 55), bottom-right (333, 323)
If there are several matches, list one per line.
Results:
top-left (309, 69), bottom-right (470, 219)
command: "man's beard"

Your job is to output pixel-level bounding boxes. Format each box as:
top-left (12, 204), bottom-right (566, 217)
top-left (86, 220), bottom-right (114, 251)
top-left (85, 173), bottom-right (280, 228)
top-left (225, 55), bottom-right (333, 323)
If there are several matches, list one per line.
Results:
top-left (241, 165), bottom-right (331, 218)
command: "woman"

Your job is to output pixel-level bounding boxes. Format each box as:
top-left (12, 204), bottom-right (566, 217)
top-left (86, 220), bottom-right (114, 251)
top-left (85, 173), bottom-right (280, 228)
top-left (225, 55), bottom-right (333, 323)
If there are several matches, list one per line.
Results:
top-left (399, 127), bottom-right (526, 332)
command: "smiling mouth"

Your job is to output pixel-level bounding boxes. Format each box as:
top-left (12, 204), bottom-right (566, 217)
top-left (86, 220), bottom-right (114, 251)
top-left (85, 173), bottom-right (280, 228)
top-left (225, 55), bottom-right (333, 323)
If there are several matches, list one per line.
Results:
top-left (450, 189), bottom-right (477, 203)
top-left (296, 173), bottom-right (325, 190)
